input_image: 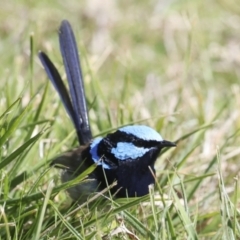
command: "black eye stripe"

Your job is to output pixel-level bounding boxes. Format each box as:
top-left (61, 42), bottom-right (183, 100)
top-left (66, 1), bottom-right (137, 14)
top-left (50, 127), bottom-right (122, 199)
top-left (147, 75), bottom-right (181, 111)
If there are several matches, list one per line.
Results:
top-left (105, 130), bottom-right (160, 148)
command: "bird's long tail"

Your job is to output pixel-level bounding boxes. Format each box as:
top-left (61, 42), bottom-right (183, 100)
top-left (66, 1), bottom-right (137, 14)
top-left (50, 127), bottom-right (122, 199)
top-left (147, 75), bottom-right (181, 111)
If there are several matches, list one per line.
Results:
top-left (39, 20), bottom-right (92, 145)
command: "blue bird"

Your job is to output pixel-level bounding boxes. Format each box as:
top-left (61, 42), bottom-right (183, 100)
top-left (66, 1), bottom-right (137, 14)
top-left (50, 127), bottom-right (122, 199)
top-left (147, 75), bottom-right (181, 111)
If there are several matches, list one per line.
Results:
top-left (39, 20), bottom-right (176, 202)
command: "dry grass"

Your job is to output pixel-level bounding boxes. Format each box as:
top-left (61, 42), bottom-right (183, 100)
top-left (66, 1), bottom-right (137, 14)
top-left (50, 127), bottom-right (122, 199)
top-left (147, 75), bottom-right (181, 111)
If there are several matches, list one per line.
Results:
top-left (0, 0), bottom-right (240, 239)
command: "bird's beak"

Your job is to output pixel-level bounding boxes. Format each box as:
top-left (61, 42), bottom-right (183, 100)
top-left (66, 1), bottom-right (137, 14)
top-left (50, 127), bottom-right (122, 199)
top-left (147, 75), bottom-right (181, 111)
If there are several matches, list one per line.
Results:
top-left (160, 140), bottom-right (176, 148)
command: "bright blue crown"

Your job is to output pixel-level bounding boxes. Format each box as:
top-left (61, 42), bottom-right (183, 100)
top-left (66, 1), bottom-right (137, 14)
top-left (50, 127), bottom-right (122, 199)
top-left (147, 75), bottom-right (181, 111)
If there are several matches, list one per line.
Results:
top-left (119, 125), bottom-right (163, 141)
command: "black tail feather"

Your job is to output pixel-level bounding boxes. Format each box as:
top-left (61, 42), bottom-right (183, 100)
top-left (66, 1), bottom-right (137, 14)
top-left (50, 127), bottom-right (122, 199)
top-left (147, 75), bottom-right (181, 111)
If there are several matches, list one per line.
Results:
top-left (59, 20), bottom-right (92, 145)
top-left (39, 20), bottom-right (92, 145)
top-left (38, 52), bottom-right (76, 124)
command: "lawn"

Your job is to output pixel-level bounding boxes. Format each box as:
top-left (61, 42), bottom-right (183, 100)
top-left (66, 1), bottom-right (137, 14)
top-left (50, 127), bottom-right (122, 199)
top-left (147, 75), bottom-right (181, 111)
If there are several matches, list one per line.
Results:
top-left (0, 0), bottom-right (240, 239)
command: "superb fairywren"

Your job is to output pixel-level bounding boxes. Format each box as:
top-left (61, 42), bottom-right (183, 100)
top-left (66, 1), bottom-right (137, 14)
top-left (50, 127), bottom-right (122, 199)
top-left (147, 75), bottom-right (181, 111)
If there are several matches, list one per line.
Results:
top-left (39, 20), bottom-right (176, 202)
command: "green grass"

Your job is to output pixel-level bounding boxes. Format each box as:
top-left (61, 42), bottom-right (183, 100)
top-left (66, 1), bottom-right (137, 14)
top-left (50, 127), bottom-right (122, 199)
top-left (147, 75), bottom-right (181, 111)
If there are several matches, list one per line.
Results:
top-left (1, 0), bottom-right (240, 239)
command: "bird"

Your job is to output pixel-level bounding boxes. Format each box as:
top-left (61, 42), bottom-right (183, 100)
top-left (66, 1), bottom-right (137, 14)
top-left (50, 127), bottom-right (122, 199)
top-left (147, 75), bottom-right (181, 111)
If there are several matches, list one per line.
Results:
top-left (38, 20), bottom-right (176, 202)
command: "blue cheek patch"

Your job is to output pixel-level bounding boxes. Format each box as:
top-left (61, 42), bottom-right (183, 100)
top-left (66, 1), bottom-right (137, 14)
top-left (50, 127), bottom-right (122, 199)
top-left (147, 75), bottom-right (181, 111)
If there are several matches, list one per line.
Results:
top-left (90, 137), bottom-right (110, 169)
top-left (119, 125), bottom-right (163, 142)
top-left (111, 142), bottom-right (151, 160)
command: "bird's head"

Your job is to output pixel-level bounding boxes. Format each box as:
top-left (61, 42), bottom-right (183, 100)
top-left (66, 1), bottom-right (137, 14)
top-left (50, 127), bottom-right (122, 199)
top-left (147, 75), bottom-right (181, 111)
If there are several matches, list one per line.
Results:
top-left (89, 125), bottom-right (176, 169)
